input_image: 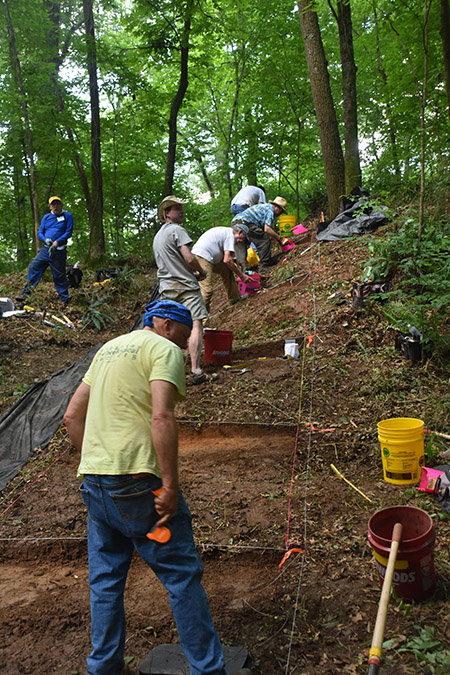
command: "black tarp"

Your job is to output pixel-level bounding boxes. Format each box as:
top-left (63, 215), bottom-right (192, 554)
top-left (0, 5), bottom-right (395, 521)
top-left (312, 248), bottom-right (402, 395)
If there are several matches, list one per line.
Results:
top-left (0, 344), bottom-right (102, 491)
top-left (0, 290), bottom-right (164, 491)
top-left (316, 187), bottom-right (388, 242)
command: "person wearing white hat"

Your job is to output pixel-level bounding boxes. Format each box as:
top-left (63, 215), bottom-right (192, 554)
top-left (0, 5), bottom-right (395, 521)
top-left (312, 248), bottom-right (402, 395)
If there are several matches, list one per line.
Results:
top-left (153, 196), bottom-right (209, 385)
top-left (231, 196), bottom-right (288, 272)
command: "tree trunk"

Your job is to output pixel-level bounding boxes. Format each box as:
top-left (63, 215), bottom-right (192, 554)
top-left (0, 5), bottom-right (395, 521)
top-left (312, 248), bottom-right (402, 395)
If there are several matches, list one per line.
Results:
top-left (192, 148), bottom-right (215, 197)
top-left (2, 0), bottom-right (41, 251)
top-left (13, 167), bottom-right (29, 263)
top-left (163, 0), bottom-right (194, 197)
top-left (297, 0), bottom-right (345, 218)
top-left (336, 0), bottom-right (361, 193)
top-left (177, 128), bottom-right (215, 197)
top-left (440, 0), bottom-right (450, 124)
top-left (373, 2), bottom-right (400, 176)
top-left (208, 46), bottom-right (247, 200)
top-left (112, 101), bottom-right (122, 254)
top-left (244, 108), bottom-right (258, 186)
top-left (418, 0), bottom-right (432, 237)
top-left (83, 0), bottom-right (105, 263)
top-left (45, 4), bottom-right (92, 214)
top-left (225, 54), bottom-right (245, 198)
top-left (51, 75), bottom-right (93, 214)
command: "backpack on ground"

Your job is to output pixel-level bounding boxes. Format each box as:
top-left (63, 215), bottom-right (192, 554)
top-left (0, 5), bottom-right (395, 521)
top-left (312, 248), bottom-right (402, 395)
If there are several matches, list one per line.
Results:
top-left (433, 465), bottom-right (450, 517)
top-left (66, 263), bottom-right (83, 288)
top-left (95, 267), bottom-right (124, 283)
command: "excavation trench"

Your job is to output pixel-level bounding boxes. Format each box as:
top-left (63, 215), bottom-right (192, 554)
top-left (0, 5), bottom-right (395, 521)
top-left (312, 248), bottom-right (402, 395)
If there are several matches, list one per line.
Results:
top-left (0, 424), bottom-right (307, 674)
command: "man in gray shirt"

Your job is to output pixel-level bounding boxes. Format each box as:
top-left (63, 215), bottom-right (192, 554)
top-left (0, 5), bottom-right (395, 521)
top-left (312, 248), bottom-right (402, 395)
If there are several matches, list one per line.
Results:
top-left (153, 196), bottom-right (208, 385)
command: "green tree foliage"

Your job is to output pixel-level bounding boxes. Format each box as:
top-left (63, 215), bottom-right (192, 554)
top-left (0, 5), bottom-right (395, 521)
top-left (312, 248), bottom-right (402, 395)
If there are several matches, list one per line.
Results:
top-left (0, 0), bottom-right (449, 268)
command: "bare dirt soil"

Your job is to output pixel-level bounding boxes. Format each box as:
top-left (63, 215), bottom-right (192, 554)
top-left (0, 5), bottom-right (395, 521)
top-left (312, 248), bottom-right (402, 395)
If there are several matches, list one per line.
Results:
top-left (1, 232), bottom-right (449, 674)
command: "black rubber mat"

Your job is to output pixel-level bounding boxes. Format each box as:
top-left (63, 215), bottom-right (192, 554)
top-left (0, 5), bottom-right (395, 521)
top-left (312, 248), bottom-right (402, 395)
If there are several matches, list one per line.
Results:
top-left (139, 644), bottom-right (248, 674)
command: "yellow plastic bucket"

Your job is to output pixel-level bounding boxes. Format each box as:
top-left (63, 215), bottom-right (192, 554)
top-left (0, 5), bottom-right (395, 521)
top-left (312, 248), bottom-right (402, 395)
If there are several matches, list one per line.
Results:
top-left (278, 215), bottom-right (296, 237)
top-left (246, 246), bottom-right (259, 266)
top-left (378, 417), bottom-right (425, 485)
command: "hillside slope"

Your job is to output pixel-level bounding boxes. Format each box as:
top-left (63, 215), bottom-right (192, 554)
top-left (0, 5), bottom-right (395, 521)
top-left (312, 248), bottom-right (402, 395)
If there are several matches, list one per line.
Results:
top-left (0, 230), bottom-right (449, 674)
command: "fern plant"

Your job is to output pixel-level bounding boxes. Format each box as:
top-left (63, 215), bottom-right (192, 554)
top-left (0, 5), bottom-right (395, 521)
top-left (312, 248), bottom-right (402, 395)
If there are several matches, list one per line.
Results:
top-left (362, 219), bottom-right (450, 358)
top-left (82, 297), bottom-right (114, 332)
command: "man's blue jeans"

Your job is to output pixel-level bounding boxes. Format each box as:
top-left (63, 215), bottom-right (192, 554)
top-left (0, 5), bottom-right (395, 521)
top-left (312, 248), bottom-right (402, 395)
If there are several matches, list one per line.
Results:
top-left (80, 474), bottom-right (226, 675)
top-left (230, 204), bottom-right (249, 216)
top-left (23, 246), bottom-right (69, 301)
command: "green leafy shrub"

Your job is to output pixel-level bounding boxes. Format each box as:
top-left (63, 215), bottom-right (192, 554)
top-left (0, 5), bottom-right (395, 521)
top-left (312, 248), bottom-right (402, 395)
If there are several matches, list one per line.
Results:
top-left (82, 297), bottom-right (114, 332)
top-left (362, 220), bottom-right (450, 359)
top-left (395, 625), bottom-right (450, 672)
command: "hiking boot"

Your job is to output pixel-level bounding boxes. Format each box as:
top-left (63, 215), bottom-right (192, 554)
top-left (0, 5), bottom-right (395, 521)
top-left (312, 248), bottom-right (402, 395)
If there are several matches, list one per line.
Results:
top-left (189, 371), bottom-right (207, 385)
top-left (233, 669), bottom-right (252, 674)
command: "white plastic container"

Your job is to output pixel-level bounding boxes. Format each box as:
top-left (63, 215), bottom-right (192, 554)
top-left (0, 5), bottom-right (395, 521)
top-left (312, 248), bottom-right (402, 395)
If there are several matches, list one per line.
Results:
top-left (284, 339), bottom-right (299, 359)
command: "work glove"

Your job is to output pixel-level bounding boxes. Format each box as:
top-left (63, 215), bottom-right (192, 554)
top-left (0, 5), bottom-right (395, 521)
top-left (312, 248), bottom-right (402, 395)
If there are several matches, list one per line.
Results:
top-left (45, 238), bottom-right (56, 257)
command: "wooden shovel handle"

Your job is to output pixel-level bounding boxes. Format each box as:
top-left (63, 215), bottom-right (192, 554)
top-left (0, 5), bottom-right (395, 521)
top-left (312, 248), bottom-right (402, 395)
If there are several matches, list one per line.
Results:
top-left (368, 523), bottom-right (403, 674)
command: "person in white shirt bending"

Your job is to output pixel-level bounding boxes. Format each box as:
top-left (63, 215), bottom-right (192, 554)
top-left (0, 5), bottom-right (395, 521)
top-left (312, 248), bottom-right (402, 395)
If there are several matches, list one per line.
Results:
top-left (192, 225), bottom-right (251, 311)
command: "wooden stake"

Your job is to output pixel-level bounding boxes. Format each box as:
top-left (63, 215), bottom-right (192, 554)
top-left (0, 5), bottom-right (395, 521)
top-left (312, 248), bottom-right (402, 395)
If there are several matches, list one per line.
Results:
top-left (330, 464), bottom-right (373, 503)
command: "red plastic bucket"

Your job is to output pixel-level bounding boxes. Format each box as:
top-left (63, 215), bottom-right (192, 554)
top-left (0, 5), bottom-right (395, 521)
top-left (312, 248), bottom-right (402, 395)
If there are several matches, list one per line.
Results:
top-left (368, 505), bottom-right (435, 602)
top-left (203, 329), bottom-right (233, 366)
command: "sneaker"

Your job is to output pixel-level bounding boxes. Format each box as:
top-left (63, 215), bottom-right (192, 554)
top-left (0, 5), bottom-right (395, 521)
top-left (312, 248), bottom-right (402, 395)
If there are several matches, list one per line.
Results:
top-left (189, 371), bottom-right (207, 385)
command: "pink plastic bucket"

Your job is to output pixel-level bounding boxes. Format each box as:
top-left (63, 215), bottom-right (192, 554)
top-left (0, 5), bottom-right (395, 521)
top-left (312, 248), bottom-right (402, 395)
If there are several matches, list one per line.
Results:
top-left (368, 505), bottom-right (435, 602)
top-left (204, 329), bottom-right (233, 366)
top-left (292, 224), bottom-right (308, 235)
top-left (281, 241), bottom-right (295, 252)
top-left (238, 274), bottom-right (260, 296)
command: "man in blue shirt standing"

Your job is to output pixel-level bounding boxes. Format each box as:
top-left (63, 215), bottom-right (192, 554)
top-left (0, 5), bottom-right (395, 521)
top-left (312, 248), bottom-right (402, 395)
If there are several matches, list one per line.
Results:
top-left (21, 196), bottom-right (74, 304)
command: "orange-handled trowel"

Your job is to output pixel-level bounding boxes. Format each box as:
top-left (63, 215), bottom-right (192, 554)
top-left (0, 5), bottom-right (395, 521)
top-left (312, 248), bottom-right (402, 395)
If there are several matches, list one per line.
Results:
top-left (146, 487), bottom-right (172, 544)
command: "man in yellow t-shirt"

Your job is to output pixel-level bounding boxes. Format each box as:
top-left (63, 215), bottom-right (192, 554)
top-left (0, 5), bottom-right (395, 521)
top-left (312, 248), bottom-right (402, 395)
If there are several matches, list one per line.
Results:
top-left (64, 300), bottom-right (226, 675)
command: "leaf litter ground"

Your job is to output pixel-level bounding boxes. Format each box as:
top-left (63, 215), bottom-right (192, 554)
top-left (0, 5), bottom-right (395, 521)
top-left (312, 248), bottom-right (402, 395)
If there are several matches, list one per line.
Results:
top-left (0, 232), bottom-right (449, 674)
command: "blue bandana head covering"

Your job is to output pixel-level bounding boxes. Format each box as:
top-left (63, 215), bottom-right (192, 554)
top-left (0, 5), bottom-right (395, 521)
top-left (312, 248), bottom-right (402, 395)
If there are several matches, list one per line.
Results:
top-left (143, 300), bottom-right (193, 329)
